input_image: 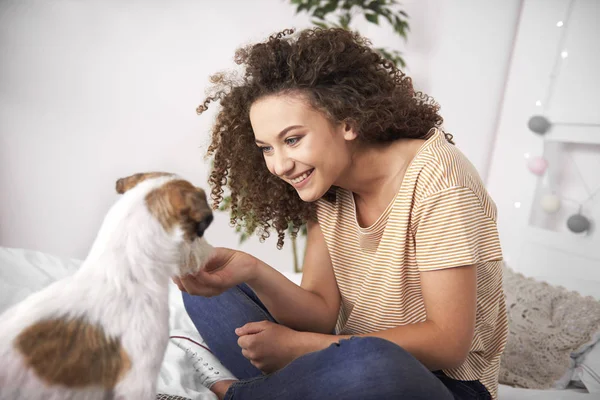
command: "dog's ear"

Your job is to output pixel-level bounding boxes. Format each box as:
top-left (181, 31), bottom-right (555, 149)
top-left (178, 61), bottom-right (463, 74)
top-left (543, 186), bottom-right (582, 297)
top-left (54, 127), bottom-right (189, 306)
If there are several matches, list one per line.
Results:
top-left (146, 181), bottom-right (213, 240)
top-left (115, 172), bottom-right (173, 194)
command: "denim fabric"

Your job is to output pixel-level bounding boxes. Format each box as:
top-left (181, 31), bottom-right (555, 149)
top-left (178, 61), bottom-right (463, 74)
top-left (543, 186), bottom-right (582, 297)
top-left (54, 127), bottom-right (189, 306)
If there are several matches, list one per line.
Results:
top-left (182, 284), bottom-right (491, 400)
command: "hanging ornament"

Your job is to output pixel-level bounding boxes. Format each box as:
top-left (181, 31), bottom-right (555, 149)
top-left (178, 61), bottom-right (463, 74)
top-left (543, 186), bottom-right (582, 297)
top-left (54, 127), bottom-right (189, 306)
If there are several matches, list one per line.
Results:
top-left (528, 115), bottom-right (552, 135)
top-left (540, 193), bottom-right (561, 213)
top-left (527, 156), bottom-right (548, 176)
top-left (566, 214), bottom-right (590, 234)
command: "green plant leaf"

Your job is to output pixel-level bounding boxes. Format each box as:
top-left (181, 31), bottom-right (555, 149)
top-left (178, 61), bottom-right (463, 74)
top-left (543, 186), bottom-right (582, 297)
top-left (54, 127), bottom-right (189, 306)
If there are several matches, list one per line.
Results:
top-left (366, 0), bottom-right (381, 12)
top-left (296, 3), bottom-right (309, 13)
top-left (375, 47), bottom-right (406, 68)
top-left (341, 0), bottom-right (353, 10)
top-left (365, 13), bottom-right (379, 24)
top-left (218, 195), bottom-right (232, 212)
top-left (338, 12), bottom-right (351, 29)
top-left (321, 0), bottom-right (339, 14)
top-left (312, 20), bottom-right (330, 28)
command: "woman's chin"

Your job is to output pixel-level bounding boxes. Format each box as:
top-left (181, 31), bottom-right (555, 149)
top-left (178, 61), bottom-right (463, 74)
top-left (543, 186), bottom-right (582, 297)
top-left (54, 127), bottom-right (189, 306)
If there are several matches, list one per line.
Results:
top-left (296, 187), bottom-right (327, 203)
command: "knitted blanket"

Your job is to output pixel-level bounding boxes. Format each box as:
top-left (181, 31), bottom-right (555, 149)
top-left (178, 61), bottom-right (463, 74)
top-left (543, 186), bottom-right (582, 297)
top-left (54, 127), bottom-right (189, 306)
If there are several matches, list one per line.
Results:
top-left (499, 267), bottom-right (600, 389)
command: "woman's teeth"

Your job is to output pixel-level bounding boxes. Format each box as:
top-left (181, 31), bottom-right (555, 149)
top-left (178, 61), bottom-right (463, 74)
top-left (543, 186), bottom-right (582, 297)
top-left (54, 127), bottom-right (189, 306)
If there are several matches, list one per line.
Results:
top-left (291, 169), bottom-right (313, 184)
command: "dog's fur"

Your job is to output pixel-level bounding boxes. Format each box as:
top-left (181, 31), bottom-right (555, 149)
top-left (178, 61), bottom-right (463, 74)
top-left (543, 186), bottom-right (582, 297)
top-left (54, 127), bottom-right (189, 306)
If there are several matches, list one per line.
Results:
top-left (0, 172), bottom-right (215, 400)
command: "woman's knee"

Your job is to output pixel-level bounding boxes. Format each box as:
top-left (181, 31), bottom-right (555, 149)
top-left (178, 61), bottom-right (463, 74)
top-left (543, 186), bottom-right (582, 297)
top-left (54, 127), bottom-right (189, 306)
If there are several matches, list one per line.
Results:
top-left (319, 337), bottom-right (450, 398)
top-left (334, 336), bottom-right (418, 372)
top-left (182, 284), bottom-right (274, 326)
top-left (182, 284), bottom-right (244, 311)
top-left (182, 285), bottom-right (239, 325)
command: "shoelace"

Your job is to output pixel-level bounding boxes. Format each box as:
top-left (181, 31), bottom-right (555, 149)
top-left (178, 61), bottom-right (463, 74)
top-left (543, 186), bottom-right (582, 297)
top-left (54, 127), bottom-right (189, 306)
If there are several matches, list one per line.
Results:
top-left (185, 347), bottom-right (220, 377)
top-left (170, 336), bottom-right (220, 380)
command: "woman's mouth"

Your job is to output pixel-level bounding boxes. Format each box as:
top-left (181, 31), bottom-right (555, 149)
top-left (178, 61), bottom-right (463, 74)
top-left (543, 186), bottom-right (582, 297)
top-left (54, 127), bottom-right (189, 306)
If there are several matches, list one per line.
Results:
top-left (290, 169), bottom-right (314, 186)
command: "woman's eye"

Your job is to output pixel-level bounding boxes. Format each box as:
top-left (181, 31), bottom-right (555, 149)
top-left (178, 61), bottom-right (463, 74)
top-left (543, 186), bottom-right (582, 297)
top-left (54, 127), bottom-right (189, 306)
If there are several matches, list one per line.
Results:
top-left (285, 137), bottom-right (300, 146)
top-left (259, 146), bottom-right (273, 153)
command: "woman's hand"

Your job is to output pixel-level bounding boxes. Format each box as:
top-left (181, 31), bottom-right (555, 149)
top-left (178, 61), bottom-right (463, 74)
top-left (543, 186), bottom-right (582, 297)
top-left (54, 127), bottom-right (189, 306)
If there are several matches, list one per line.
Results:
top-left (173, 247), bottom-right (258, 297)
top-left (236, 321), bottom-right (311, 374)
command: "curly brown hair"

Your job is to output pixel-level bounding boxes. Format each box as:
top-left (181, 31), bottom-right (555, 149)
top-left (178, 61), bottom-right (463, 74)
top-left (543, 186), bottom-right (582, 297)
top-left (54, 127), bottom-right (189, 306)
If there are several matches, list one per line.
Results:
top-left (197, 27), bottom-right (449, 249)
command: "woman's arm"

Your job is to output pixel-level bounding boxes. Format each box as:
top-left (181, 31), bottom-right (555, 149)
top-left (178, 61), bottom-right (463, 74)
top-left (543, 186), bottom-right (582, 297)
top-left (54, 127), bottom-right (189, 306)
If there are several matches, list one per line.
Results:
top-left (247, 219), bottom-right (341, 334)
top-left (176, 219), bottom-right (340, 334)
top-left (294, 264), bottom-right (477, 371)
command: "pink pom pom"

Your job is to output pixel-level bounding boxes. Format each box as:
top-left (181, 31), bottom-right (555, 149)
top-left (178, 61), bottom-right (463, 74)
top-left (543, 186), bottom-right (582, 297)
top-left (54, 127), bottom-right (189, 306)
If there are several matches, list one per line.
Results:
top-left (527, 156), bottom-right (548, 176)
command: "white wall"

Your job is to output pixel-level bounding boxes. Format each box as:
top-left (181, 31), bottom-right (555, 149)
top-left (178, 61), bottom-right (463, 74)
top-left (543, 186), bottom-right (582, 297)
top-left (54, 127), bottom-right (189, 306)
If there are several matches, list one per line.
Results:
top-left (485, 0), bottom-right (600, 297)
top-left (0, 0), bottom-right (520, 273)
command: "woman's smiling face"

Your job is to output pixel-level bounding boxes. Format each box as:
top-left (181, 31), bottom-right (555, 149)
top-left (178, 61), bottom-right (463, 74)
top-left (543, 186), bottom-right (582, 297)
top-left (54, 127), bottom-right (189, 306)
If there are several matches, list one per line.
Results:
top-left (250, 94), bottom-right (357, 202)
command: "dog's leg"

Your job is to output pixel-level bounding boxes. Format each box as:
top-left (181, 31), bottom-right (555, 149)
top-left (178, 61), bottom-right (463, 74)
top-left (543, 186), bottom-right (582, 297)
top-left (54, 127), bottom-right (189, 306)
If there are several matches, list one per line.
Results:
top-left (112, 371), bottom-right (158, 400)
top-left (113, 387), bottom-right (156, 400)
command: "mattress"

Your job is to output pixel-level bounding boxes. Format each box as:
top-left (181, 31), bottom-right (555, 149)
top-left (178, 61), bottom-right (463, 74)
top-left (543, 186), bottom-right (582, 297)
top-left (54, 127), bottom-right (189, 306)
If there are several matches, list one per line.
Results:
top-left (498, 384), bottom-right (593, 399)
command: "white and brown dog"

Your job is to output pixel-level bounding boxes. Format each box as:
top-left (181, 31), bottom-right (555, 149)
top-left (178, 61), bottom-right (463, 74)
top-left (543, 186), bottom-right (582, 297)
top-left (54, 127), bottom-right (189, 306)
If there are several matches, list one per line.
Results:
top-left (0, 172), bottom-right (215, 400)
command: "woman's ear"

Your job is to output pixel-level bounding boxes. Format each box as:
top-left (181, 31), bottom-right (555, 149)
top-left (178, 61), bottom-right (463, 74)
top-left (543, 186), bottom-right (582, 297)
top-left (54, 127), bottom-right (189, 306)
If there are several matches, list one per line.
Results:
top-left (342, 120), bottom-right (358, 141)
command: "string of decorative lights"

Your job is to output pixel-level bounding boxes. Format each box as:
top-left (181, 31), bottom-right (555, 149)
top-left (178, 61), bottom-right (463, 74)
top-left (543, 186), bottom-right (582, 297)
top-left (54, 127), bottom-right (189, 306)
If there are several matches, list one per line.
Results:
top-left (525, 0), bottom-right (598, 234)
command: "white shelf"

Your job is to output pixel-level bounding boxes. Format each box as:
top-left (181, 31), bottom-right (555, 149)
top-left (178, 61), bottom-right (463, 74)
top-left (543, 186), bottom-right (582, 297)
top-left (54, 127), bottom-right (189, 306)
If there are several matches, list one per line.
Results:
top-left (546, 124), bottom-right (600, 145)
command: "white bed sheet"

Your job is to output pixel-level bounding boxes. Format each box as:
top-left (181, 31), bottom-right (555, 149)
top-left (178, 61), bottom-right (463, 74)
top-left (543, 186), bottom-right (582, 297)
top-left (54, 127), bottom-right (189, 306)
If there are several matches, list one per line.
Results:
top-left (498, 384), bottom-right (594, 399)
top-left (1, 246), bottom-right (597, 399)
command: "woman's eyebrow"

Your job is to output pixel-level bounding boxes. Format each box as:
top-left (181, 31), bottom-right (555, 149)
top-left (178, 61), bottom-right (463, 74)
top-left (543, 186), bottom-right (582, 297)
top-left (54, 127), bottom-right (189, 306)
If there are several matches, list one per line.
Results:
top-left (255, 125), bottom-right (303, 144)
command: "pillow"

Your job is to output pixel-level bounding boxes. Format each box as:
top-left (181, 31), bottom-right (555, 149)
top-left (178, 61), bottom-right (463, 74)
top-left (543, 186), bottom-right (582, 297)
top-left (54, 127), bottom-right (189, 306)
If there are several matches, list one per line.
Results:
top-left (572, 342), bottom-right (600, 393)
top-left (499, 266), bottom-right (600, 389)
top-left (0, 246), bottom-right (82, 312)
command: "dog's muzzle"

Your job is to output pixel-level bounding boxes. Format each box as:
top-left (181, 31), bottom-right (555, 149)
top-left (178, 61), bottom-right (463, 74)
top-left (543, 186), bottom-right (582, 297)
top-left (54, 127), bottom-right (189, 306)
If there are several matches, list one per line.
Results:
top-left (196, 214), bottom-right (213, 238)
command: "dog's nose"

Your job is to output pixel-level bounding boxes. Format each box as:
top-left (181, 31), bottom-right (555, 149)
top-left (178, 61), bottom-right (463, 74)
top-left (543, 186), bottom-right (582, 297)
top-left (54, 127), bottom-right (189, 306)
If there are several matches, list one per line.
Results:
top-left (196, 214), bottom-right (213, 238)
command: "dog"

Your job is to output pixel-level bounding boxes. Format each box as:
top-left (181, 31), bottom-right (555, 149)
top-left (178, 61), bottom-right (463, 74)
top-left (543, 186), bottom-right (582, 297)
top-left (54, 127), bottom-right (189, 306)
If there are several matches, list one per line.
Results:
top-left (0, 172), bottom-right (215, 400)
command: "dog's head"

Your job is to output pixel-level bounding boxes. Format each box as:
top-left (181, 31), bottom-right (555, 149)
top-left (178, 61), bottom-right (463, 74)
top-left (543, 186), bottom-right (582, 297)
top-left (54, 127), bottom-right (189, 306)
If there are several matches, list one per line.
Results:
top-left (113, 172), bottom-right (214, 276)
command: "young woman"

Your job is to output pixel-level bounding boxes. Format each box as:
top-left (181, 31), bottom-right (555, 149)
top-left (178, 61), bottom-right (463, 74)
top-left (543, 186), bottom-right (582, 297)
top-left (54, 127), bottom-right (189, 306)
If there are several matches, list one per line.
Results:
top-left (173, 27), bottom-right (507, 400)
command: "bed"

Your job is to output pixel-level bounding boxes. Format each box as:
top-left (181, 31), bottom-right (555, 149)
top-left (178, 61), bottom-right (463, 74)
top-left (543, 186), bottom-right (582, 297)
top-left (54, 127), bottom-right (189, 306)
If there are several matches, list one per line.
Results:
top-left (1, 246), bottom-right (598, 399)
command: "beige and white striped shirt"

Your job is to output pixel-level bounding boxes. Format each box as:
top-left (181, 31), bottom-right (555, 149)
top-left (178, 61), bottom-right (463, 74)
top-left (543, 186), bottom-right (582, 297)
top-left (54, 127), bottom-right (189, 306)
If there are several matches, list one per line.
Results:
top-left (315, 128), bottom-right (508, 399)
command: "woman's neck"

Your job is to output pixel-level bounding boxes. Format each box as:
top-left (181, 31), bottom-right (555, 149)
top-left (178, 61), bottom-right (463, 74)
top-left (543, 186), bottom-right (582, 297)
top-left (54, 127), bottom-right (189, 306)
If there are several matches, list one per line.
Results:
top-left (337, 138), bottom-right (425, 225)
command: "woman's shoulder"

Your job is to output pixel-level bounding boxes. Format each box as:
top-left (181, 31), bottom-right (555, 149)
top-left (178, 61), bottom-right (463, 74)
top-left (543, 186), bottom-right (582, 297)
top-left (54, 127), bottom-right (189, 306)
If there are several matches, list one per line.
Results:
top-left (410, 131), bottom-right (497, 215)
top-left (414, 132), bottom-right (486, 193)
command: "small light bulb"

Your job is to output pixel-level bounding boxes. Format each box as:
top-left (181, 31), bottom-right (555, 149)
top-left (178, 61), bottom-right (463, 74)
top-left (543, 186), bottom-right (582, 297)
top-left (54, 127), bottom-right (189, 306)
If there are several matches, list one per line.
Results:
top-left (535, 100), bottom-right (542, 106)
top-left (561, 51), bottom-right (568, 59)
top-left (524, 153), bottom-right (530, 159)
top-left (556, 21), bottom-right (564, 27)
top-left (514, 202), bottom-right (521, 209)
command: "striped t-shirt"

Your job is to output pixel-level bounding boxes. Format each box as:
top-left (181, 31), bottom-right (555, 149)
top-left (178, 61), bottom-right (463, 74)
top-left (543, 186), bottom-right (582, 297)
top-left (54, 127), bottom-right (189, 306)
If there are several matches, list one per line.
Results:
top-left (315, 128), bottom-right (508, 399)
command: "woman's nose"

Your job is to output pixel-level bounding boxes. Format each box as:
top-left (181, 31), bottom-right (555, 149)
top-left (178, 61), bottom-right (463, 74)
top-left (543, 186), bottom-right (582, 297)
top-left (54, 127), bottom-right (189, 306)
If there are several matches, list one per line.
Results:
top-left (272, 154), bottom-right (294, 177)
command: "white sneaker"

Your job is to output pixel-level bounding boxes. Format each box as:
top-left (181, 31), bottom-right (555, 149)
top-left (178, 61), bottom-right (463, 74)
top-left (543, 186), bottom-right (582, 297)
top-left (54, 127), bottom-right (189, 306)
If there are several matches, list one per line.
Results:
top-left (169, 329), bottom-right (238, 389)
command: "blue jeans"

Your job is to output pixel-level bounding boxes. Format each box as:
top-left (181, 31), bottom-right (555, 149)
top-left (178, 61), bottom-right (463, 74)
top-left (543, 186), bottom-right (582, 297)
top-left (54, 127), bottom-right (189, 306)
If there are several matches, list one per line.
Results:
top-left (182, 284), bottom-right (491, 400)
